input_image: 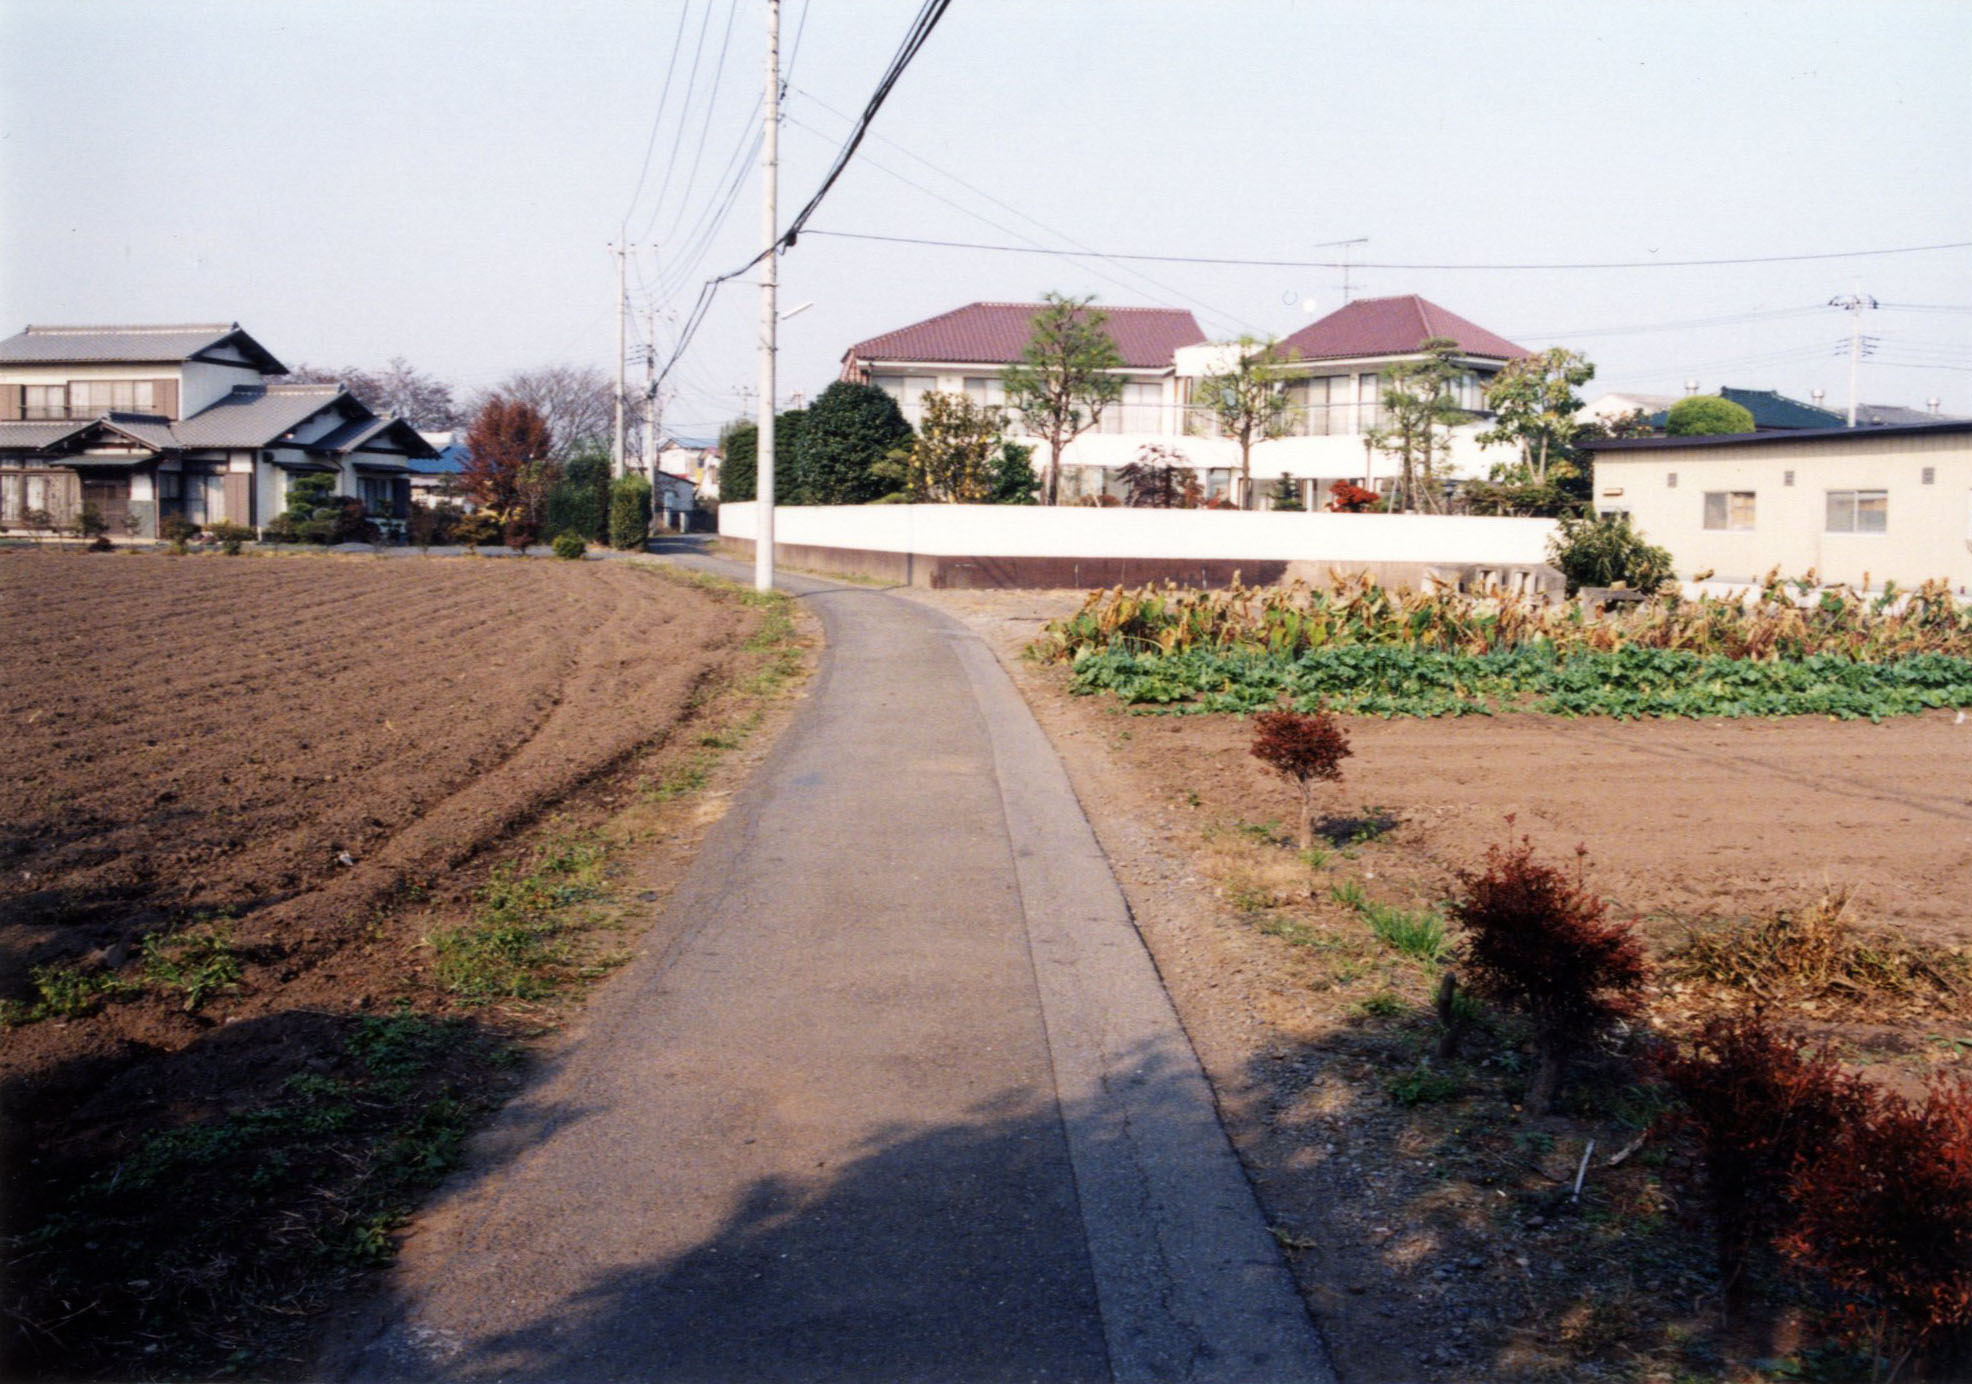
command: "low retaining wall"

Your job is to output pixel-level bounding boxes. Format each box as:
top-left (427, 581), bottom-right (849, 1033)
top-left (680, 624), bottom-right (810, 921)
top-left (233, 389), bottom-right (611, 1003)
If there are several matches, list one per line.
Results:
top-left (718, 503), bottom-right (1562, 593)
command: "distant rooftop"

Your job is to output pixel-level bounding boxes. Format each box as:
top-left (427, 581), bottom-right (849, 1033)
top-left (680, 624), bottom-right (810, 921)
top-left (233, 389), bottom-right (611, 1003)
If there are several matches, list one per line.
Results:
top-left (845, 301), bottom-right (1206, 371)
top-left (1277, 295), bottom-right (1527, 363)
top-left (0, 322), bottom-right (287, 373)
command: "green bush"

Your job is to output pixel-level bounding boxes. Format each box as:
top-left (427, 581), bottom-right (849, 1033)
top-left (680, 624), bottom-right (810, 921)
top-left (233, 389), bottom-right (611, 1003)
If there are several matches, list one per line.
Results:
top-left (1666, 395), bottom-right (1757, 437)
top-left (207, 520), bottom-right (255, 555)
top-left (545, 450), bottom-right (610, 542)
top-left (719, 408), bottom-right (811, 504)
top-left (796, 380), bottom-right (914, 504)
top-left (1548, 512), bottom-right (1675, 595)
top-left (160, 514), bottom-right (200, 554)
top-left (608, 474), bottom-right (652, 550)
top-left (991, 441), bottom-right (1039, 504)
top-left (552, 531), bottom-right (586, 560)
top-left (454, 510), bottom-right (502, 549)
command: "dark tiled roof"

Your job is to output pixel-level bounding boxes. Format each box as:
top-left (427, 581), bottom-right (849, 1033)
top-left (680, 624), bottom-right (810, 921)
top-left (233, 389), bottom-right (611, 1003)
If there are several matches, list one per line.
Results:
top-left (0, 419), bottom-right (97, 449)
top-left (168, 384), bottom-right (347, 448)
top-left (846, 302), bottom-right (1205, 370)
top-left (1584, 419), bottom-right (1972, 452)
top-left (0, 323), bottom-right (286, 372)
top-left (1646, 387), bottom-right (1846, 432)
top-left (1277, 295), bottom-right (1527, 363)
top-left (1853, 402), bottom-right (1963, 427)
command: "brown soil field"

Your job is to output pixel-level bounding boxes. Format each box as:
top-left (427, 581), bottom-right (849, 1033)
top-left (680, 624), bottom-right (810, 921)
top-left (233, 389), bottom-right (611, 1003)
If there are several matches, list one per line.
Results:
top-left (0, 549), bottom-right (799, 1379)
top-left (919, 587), bottom-right (1972, 1383)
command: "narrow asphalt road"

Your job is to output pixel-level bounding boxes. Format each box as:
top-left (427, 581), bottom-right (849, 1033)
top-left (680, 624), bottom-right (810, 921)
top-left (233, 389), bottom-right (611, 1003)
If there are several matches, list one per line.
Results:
top-left (327, 557), bottom-right (1332, 1383)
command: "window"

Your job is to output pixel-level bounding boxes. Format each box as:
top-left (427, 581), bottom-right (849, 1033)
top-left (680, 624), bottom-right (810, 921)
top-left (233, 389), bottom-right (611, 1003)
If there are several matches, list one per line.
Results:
top-left (875, 373), bottom-right (936, 426)
top-left (358, 476), bottom-right (394, 512)
top-left (1110, 380), bottom-right (1163, 433)
top-left (1667, 472), bottom-right (1678, 488)
top-left (1783, 470), bottom-right (1795, 487)
top-left (1922, 466), bottom-right (1935, 485)
top-left (157, 471), bottom-right (182, 500)
top-left (1826, 489), bottom-right (1887, 533)
top-left (1357, 374), bottom-right (1382, 431)
top-left (961, 375), bottom-right (1005, 410)
top-left (1703, 491), bottom-right (1756, 530)
top-left (22, 385), bottom-right (67, 419)
top-left (68, 380), bottom-right (157, 415)
top-left (0, 472), bottom-right (19, 521)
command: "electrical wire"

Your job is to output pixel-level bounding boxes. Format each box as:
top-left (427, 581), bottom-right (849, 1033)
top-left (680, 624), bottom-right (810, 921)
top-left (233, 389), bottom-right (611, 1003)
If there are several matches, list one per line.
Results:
top-left (621, 0), bottom-right (696, 230)
top-left (647, 0), bottom-right (721, 240)
top-left (795, 229), bottom-right (1972, 272)
top-left (660, 0), bottom-right (744, 244)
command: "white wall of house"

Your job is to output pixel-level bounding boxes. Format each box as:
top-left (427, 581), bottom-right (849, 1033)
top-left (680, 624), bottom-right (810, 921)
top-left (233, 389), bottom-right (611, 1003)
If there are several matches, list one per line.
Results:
top-left (1592, 429), bottom-right (1972, 591)
top-left (178, 361), bottom-right (264, 417)
top-left (720, 500), bottom-right (1555, 567)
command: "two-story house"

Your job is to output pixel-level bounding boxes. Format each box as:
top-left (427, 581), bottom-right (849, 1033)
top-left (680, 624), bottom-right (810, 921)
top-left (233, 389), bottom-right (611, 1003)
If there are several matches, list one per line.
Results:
top-left (0, 323), bottom-right (435, 538)
top-left (837, 295), bottom-right (1528, 507)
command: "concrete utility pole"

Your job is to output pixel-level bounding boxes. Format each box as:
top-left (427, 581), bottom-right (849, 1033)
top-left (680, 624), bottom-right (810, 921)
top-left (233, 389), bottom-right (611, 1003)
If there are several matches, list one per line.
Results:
top-left (754, 0), bottom-right (779, 593)
top-left (1830, 288), bottom-right (1878, 428)
top-left (643, 302), bottom-right (659, 476)
top-left (611, 239), bottom-right (628, 478)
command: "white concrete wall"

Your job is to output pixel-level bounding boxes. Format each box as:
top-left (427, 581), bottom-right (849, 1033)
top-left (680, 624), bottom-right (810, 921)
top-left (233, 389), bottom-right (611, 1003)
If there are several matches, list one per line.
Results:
top-left (1045, 426), bottom-right (1508, 486)
top-left (720, 501), bottom-right (1555, 567)
top-left (1594, 429), bottom-right (1972, 591)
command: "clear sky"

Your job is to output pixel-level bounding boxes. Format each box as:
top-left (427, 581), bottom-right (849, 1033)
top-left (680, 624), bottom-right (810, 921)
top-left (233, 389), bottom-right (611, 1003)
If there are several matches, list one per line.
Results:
top-left (4, 0), bottom-right (1968, 435)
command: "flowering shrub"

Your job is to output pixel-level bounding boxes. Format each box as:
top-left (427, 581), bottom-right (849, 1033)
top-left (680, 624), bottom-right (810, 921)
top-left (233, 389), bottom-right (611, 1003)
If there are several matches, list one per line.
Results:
top-left (1448, 837), bottom-right (1648, 1114)
top-left (1249, 708), bottom-right (1351, 848)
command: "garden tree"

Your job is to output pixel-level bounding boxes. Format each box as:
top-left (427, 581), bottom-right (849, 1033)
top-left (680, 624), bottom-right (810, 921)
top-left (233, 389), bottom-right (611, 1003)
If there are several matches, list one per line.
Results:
top-left (1249, 707), bottom-right (1352, 850)
top-left (796, 380), bottom-right (914, 504)
top-left (608, 475), bottom-right (653, 549)
top-left (1192, 337), bottom-right (1292, 508)
top-left (717, 408), bottom-right (808, 503)
top-left (989, 441), bottom-right (1040, 504)
top-left (1666, 394), bottom-right (1756, 437)
top-left (1447, 837), bottom-right (1649, 1115)
top-left (469, 364), bottom-right (634, 462)
top-left (1546, 511), bottom-right (1675, 594)
top-left (1576, 406), bottom-right (1656, 441)
top-left (287, 357), bottom-right (463, 430)
top-left (1368, 337), bottom-right (1469, 513)
top-left (1118, 443), bottom-right (1188, 508)
top-left (543, 446), bottom-right (611, 543)
top-left (1268, 474), bottom-right (1304, 511)
top-left (1477, 347), bottom-right (1596, 487)
top-left (463, 396), bottom-right (558, 543)
top-left (907, 392), bottom-right (1006, 502)
top-left (1002, 292), bottom-right (1124, 506)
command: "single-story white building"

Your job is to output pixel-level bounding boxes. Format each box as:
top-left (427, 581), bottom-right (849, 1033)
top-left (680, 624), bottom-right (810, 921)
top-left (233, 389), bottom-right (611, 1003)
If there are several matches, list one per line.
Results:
top-left (1584, 421), bottom-right (1972, 592)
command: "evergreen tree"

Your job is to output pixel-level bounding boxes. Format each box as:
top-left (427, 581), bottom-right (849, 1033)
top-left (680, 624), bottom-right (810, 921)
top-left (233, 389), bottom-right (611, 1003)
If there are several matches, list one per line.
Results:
top-left (797, 381), bottom-right (914, 504)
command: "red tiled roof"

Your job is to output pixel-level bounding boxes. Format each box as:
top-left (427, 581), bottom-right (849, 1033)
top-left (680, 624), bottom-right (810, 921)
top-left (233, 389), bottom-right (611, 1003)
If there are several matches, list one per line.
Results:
top-left (845, 301), bottom-right (1205, 371)
top-left (1277, 295), bottom-right (1527, 363)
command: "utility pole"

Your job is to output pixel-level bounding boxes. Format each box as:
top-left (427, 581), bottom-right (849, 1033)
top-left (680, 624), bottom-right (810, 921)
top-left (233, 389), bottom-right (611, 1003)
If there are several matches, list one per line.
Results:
top-left (643, 302), bottom-right (659, 476)
top-left (611, 239), bottom-right (628, 478)
top-left (1830, 287), bottom-right (1877, 428)
top-left (754, 0), bottom-right (779, 592)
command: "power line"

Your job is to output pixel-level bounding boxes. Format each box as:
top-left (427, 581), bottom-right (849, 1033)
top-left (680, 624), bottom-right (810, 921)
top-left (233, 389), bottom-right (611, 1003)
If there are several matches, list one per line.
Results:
top-left (660, 0), bottom-right (745, 244)
top-left (656, 0), bottom-right (954, 392)
top-left (783, 0), bottom-right (813, 83)
top-left (647, 0), bottom-right (721, 238)
top-left (786, 86), bottom-right (1269, 336)
top-left (777, 0), bottom-right (953, 251)
top-left (1512, 305), bottom-right (1828, 340)
top-left (621, 0), bottom-right (695, 229)
top-left (796, 228), bottom-right (1972, 272)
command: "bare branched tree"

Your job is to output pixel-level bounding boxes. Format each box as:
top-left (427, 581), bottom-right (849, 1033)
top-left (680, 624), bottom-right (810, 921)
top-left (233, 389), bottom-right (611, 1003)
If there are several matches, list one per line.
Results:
top-left (286, 357), bottom-right (462, 430)
top-left (468, 365), bottom-right (645, 463)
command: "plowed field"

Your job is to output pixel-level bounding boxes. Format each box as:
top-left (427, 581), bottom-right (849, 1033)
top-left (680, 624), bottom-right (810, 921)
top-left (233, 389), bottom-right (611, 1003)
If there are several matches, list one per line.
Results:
top-left (0, 548), bottom-right (738, 1097)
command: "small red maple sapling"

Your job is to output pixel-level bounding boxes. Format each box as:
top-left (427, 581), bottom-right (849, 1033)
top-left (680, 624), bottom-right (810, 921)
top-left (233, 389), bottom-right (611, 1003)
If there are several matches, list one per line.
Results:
top-left (1249, 708), bottom-right (1352, 850)
top-left (1448, 837), bottom-right (1648, 1115)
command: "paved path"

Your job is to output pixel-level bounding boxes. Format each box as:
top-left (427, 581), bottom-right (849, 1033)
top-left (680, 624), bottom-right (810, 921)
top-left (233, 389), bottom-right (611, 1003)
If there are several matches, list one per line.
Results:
top-left (329, 560), bottom-right (1332, 1384)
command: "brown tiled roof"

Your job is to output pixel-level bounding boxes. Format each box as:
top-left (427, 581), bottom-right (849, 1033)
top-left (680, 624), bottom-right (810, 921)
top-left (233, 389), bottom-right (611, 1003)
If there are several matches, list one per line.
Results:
top-left (1278, 295), bottom-right (1527, 363)
top-left (845, 302), bottom-right (1205, 370)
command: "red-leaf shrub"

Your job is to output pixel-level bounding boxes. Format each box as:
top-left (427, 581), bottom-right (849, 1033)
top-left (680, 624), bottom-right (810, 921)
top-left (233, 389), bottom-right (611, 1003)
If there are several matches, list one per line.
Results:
top-left (1327, 479), bottom-right (1382, 512)
top-left (1781, 1075), bottom-right (1972, 1378)
top-left (1656, 1015), bottom-right (1872, 1323)
top-left (1448, 838), bottom-right (1648, 1114)
top-left (1250, 708), bottom-right (1351, 849)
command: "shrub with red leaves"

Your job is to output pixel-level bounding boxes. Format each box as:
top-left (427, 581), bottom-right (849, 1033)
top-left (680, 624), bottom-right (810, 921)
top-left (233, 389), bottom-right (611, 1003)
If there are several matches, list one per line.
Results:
top-left (1656, 1015), bottom-right (1873, 1324)
top-left (1781, 1075), bottom-right (1972, 1380)
top-left (1448, 837), bottom-right (1648, 1114)
top-left (1327, 479), bottom-right (1382, 512)
top-left (1250, 708), bottom-right (1351, 849)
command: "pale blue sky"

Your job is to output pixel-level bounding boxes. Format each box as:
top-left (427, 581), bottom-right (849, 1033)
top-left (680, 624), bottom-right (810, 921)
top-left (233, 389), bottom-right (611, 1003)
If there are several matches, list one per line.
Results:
top-left (4, 0), bottom-right (1968, 433)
